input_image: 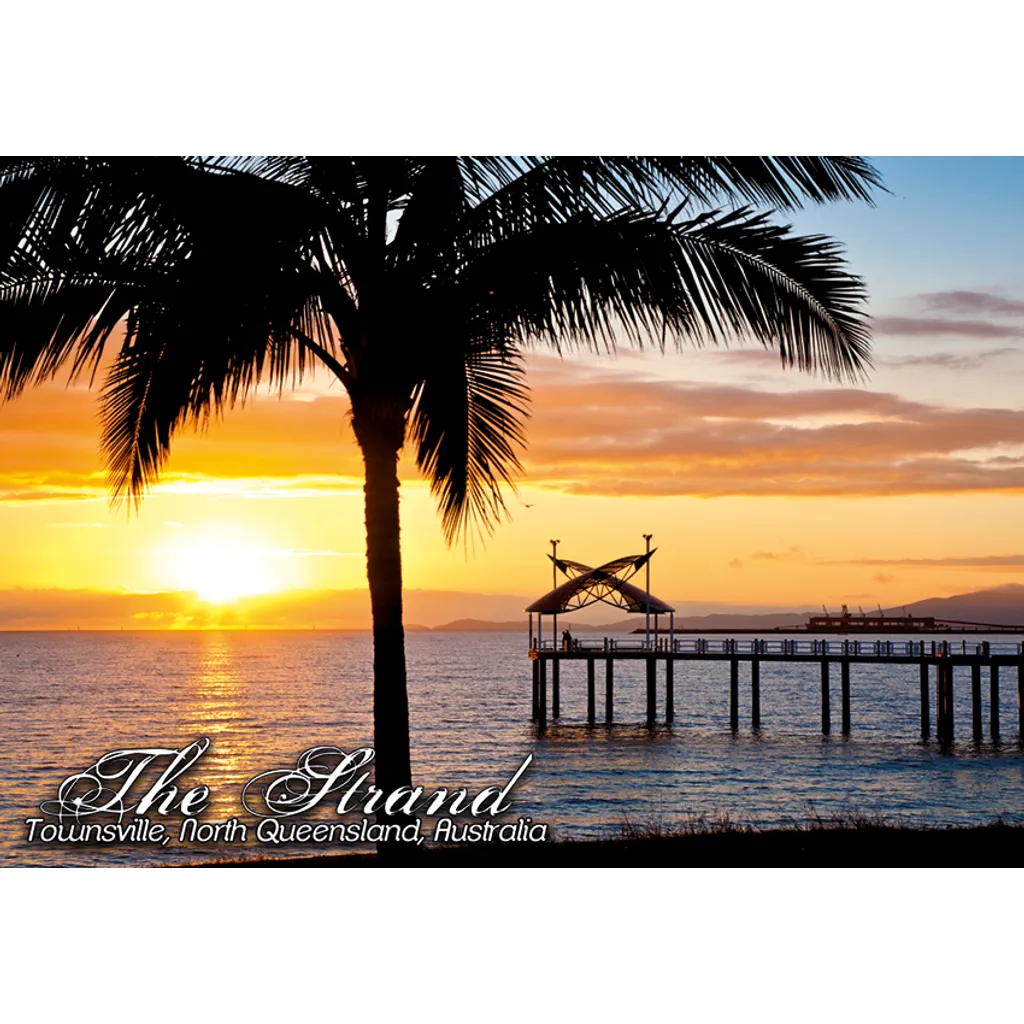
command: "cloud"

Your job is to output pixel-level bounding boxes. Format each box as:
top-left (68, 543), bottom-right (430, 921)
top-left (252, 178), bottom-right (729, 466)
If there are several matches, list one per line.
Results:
top-left (729, 547), bottom-right (806, 568)
top-left (826, 555), bottom-right (1024, 569)
top-left (0, 587), bottom-right (536, 630)
top-left (872, 573), bottom-right (895, 584)
top-left (705, 349), bottom-right (787, 369)
top-left (881, 348), bottom-right (1018, 371)
top-left (873, 316), bottom-right (1024, 339)
top-left (521, 370), bottom-right (1024, 498)
top-left (0, 471), bottom-right (366, 505)
top-left (149, 474), bottom-right (364, 499)
top-left (6, 347), bottom-right (1024, 506)
top-left (917, 291), bottom-right (1024, 316)
top-left (0, 476), bottom-right (107, 503)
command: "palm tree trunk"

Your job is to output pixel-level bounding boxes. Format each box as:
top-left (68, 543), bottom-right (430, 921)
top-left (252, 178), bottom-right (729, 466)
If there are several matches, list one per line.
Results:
top-left (359, 421), bottom-right (413, 799)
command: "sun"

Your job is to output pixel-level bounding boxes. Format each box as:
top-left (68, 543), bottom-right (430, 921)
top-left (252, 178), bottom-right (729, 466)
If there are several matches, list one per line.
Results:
top-left (174, 537), bottom-right (279, 604)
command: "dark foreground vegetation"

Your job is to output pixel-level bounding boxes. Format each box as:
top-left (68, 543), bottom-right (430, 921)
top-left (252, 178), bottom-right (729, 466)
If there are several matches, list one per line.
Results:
top-left (209, 815), bottom-right (1024, 868)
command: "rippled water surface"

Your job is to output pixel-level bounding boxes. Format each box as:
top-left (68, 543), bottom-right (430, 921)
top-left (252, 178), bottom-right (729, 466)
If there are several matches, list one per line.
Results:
top-left (3, 630), bottom-right (1024, 866)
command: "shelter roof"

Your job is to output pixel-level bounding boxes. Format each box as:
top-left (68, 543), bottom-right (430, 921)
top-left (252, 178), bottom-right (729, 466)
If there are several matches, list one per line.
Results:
top-left (525, 553), bottom-right (674, 615)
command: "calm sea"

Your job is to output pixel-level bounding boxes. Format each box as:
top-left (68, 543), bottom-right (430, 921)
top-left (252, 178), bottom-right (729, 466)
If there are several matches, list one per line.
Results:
top-left (3, 629), bottom-right (1024, 866)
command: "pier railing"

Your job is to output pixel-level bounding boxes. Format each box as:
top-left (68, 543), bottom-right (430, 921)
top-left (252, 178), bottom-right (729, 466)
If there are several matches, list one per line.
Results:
top-left (528, 633), bottom-right (1024, 740)
top-left (530, 637), bottom-right (1024, 657)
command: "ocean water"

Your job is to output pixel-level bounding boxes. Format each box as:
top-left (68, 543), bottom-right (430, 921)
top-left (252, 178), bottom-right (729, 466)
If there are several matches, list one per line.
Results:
top-left (2, 629), bottom-right (1024, 866)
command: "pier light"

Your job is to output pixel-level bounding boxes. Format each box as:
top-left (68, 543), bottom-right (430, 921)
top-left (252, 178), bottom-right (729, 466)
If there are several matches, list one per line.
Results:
top-left (642, 534), bottom-right (653, 649)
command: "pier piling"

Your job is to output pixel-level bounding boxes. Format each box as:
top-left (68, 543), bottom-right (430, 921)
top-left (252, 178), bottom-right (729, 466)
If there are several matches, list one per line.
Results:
top-left (972, 663), bottom-right (982, 741)
top-left (646, 657), bottom-right (656, 724)
top-left (730, 659), bottom-right (739, 730)
top-left (605, 659), bottom-right (614, 724)
top-left (539, 658), bottom-right (547, 728)
top-left (937, 663), bottom-right (954, 743)
top-left (531, 658), bottom-right (540, 722)
top-left (948, 664), bottom-right (956, 742)
top-left (552, 659), bottom-right (560, 719)
top-left (586, 657), bottom-right (595, 725)
top-left (666, 658), bottom-right (674, 723)
top-left (920, 662), bottom-right (930, 739)
top-left (990, 664), bottom-right (1000, 741)
top-left (821, 660), bottom-right (831, 736)
top-left (751, 659), bottom-right (761, 731)
top-left (1018, 661), bottom-right (1023, 736)
top-left (841, 660), bottom-right (851, 735)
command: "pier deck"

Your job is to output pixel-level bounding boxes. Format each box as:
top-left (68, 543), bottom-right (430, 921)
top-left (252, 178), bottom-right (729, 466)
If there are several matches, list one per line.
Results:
top-left (528, 637), bottom-right (1024, 743)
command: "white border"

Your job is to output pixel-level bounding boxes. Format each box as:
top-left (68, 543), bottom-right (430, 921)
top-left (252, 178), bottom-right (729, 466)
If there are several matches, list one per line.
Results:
top-left (2, 0), bottom-right (1020, 1011)
top-left (2, 1), bottom-right (1019, 153)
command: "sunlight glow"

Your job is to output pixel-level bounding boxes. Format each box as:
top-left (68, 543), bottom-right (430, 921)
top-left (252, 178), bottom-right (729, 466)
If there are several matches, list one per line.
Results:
top-left (174, 538), bottom-right (280, 603)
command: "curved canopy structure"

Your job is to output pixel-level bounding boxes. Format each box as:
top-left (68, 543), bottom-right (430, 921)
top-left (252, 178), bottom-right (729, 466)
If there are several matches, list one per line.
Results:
top-left (525, 553), bottom-right (675, 616)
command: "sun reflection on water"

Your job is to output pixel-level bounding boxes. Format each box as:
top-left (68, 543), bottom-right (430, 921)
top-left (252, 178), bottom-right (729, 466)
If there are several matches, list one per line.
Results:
top-left (177, 633), bottom-right (255, 814)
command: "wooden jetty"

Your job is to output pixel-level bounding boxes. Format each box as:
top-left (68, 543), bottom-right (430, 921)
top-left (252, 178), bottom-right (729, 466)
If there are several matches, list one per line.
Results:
top-left (525, 544), bottom-right (1024, 744)
top-left (528, 636), bottom-right (1024, 743)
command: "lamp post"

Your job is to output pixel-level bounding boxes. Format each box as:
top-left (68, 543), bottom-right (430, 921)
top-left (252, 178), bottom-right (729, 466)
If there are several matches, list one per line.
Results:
top-left (550, 539), bottom-right (560, 648)
top-left (643, 533), bottom-right (653, 649)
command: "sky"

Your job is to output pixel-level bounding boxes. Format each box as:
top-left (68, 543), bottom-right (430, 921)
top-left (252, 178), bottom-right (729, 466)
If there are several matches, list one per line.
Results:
top-left (3, 156), bottom-right (1024, 628)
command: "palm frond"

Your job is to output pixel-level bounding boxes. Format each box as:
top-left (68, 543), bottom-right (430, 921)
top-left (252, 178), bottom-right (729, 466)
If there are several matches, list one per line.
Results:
top-left (0, 275), bottom-right (132, 396)
top-left (185, 156), bottom-right (313, 188)
top-left (454, 206), bottom-right (870, 380)
top-left (671, 207), bottom-right (871, 378)
top-left (99, 325), bottom-right (191, 502)
top-left (456, 157), bottom-right (884, 246)
top-left (388, 158), bottom-right (470, 267)
top-left (98, 288), bottom-right (328, 502)
top-left (639, 156), bottom-right (886, 209)
top-left (409, 336), bottom-right (529, 544)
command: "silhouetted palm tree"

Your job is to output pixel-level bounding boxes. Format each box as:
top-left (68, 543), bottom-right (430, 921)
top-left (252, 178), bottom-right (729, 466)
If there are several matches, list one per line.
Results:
top-left (0, 157), bottom-right (880, 799)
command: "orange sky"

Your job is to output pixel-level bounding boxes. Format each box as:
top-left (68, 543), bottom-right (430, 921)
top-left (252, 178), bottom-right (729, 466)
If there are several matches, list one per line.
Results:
top-left (4, 158), bottom-right (1024, 628)
top-left (2, 340), bottom-right (1024, 629)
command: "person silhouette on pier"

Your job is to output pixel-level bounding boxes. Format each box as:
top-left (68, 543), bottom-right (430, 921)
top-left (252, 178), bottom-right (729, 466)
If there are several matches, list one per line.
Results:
top-left (562, 629), bottom-right (573, 652)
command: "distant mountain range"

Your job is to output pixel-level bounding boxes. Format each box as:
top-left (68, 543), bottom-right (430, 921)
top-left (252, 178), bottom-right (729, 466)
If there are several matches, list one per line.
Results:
top-left (891, 583), bottom-right (1024, 626)
top-left (425, 584), bottom-right (1024, 631)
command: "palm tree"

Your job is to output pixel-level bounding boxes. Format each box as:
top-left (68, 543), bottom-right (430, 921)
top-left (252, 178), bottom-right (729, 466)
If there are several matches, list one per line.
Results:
top-left (0, 156), bottom-right (880, 801)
